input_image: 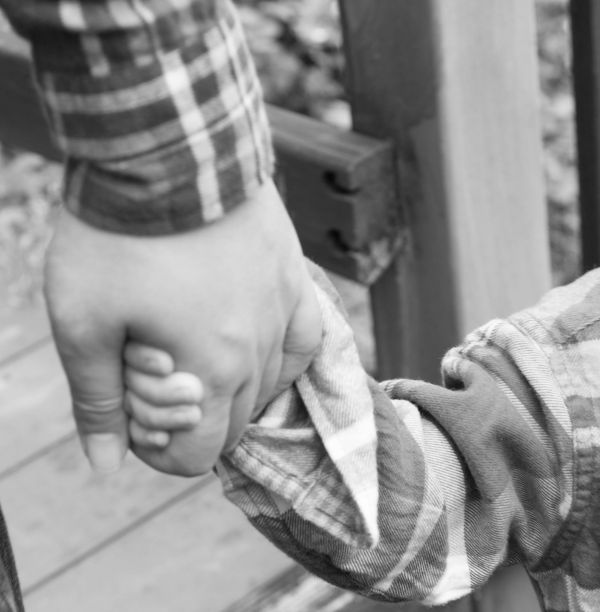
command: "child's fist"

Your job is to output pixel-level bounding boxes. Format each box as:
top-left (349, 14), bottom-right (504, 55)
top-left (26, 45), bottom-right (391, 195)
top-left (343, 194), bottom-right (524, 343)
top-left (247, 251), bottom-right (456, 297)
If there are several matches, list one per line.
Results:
top-left (123, 342), bottom-right (203, 453)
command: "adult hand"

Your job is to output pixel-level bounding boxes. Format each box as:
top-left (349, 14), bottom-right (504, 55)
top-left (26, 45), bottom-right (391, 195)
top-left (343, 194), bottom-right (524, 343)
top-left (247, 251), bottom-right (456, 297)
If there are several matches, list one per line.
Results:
top-left (44, 179), bottom-right (322, 475)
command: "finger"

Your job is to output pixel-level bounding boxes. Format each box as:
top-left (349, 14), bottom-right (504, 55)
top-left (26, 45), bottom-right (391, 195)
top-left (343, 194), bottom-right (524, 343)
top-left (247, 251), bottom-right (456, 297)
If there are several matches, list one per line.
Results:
top-left (123, 342), bottom-right (174, 376)
top-left (126, 391), bottom-right (202, 430)
top-left (125, 369), bottom-right (203, 405)
top-left (51, 322), bottom-right (128, 474)
top-left (252, 345), bottom-right (282, 418)
top-left (132, 395), bottom-right (232, 477)
top-left (265, 273), bottom-right (322, 403)
top-left (129, 419), bottom-right (171, 449)
top-left (224, 380), bottom-right (260, 453)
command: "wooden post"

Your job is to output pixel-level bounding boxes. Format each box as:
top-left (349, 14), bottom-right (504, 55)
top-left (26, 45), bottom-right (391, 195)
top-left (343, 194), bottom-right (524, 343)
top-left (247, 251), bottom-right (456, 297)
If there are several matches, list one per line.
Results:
top-left (339, 0), bottom-right (552, 382)
top-left (570, 0), bottom-right (600, 271)
top-left (338, 1), bottom-right (550, 610)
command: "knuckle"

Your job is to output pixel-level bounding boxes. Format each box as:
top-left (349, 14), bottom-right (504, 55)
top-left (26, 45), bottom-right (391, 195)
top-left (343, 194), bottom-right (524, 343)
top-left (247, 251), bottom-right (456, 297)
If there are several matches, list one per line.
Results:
top-left (144, 410), bottom-right (163, 429)
top-left (129, 421), bottom-right (150, 446)
top-left (48, 299), bottom-right (93, 344)
top-left (73, 396), bottom-right (122, 415)
top-left (178, 462), bottom-right (213, 478)
top-left (207, 376), bottom-right (239, 402)
top-left (128, 395), bottom-right (157, 427)
top-left (72, 399), bottom-right (124, 432)
top-left (145, 388), bottom-right (166, 407)
top-left (205, 357), bottom-right (248, 396)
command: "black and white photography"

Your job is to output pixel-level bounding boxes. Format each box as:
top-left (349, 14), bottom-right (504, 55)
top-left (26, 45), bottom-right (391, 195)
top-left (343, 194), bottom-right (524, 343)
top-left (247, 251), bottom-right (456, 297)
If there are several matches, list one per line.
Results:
top-left (0, 1), bottom-right (596, 611)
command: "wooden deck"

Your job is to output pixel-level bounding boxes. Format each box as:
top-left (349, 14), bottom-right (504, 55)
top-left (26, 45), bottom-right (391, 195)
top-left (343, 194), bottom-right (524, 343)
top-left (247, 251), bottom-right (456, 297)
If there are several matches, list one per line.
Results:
top-left (0, 305), bottom-right (542, 612)
top-left (0, 304), bottom-right (406, 611)
top-left (0, 306), bottom-right (298, 610)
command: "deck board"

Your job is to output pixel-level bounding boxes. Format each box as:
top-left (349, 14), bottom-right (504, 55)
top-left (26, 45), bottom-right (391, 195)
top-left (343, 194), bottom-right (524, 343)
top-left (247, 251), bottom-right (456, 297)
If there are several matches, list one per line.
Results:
top-left (21, 478), bottom-right (291, 612)
top-left (2, 438), bottom-right (202, 590)
top-left (0, 305), bottom-right (294, 611)
top-left (1, 304), bottom-right (542, 612)
top-left (0, 341), bottom-right (72, 472)
top-left (0, 306), bottom-right (51, 365)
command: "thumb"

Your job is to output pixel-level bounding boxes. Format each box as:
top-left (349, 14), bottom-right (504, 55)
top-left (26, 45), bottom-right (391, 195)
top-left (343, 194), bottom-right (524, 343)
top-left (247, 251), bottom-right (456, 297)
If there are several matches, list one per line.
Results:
top-left (52, 321), bottom-right (128, 474)
top-left (272, 273), bottom-right (323, 399)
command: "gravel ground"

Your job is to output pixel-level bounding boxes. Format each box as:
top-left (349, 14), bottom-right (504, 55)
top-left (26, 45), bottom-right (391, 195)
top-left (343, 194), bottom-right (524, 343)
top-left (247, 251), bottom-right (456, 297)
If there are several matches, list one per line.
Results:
top-left (0, 0), bottom-right (579, 324)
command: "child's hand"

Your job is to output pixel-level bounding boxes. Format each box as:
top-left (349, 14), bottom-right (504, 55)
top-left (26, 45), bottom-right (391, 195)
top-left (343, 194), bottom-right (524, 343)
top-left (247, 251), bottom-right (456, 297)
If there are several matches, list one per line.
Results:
top-left (123, 342), bottom-right (208, 473)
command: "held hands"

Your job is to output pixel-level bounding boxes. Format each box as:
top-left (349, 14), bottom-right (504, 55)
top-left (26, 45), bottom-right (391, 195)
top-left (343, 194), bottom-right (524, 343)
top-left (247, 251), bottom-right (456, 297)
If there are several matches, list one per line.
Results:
top-left (123, 342), bottom-right (221, 473)
top-left (44, 179), bottom-right (322, 475)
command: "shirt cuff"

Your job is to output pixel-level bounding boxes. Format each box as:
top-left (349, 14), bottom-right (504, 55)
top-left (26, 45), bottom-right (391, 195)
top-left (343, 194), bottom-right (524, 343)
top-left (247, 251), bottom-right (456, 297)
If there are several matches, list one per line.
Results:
top-left (29, 0), bottom-right (274, 235)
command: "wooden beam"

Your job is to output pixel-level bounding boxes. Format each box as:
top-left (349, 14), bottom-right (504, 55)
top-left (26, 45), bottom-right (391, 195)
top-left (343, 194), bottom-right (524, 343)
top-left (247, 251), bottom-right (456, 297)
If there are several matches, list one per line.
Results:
top-left (0, 32), bottom-right (400, 283)
top-left (339, 2), bottom-right (548, 610)
top-left (269, 106), bottom-right (400, 283)
top-left (0, 34), bottom-right (60, 161)
top-left (339, 0), bottom-right (552, 381)
top-left (570, 0), bottom-right (600, 271)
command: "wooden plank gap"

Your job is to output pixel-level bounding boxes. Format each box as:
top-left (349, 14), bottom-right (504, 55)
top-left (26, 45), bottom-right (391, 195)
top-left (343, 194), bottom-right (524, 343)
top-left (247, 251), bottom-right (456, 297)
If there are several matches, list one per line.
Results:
top-left (0, 431), bottom-right (75, 482)
top-left (0, 335), bottom-right (53, 370)
top-left (0, 342), bottom-right (71, 470)
top-left (22, 477), bottom-right (212, 597)
top-left (0, 306), bottom-right (52, 365)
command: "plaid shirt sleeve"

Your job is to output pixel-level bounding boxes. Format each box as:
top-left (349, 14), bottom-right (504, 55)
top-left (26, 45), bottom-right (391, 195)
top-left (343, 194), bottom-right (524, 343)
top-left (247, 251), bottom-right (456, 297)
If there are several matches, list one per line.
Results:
top-left (216, 263), bottom-right (600, 612)
top-left (0, 0), bottom-right (274, 234)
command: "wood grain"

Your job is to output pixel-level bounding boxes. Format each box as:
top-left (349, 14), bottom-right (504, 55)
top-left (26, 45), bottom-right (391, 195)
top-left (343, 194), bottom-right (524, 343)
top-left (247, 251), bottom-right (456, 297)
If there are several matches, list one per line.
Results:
top-left (571, 0), bottom-right (600, 271)
top-left (20, 477), bottom-right (291, 612)
top-left (0, 33), bottom-right (399, 283)
top-left (0, 306), bottom-right (51, 366)
top-left (340, 0), bottom-right (552, 380)
top-left (0, 325), bottom-right (291, 611)
top-left (2, 438), bottom-right (198, 590)
top-left (339, 1), bottom-right (548, 610)
top-left (269, 106), bottom-right (400, 283)
top-left (0, 341), bottom-right (71, 473)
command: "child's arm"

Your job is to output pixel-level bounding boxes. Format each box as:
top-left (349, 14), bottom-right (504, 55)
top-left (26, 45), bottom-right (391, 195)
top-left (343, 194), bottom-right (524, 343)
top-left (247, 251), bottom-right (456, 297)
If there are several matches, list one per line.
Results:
top-left (124, 263), bottom-right (600, 609)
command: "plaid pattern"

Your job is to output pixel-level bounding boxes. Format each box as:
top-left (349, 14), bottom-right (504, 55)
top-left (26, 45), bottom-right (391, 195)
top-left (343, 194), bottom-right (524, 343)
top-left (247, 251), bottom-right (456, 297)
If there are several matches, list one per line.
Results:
top-left (218, 264), bottom-right (600, 611)
top-left (0, 0), bottom-right (274, 234)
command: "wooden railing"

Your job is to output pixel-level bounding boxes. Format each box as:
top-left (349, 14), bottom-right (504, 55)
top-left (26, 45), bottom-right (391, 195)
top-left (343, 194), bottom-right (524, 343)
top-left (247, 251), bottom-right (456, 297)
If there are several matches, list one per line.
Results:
top-left (571, 0), bottom-right (600, 272)
top-left (2, 1), bottom-right (585, 610)
top-left (0, 31), bottom-right (399, 285)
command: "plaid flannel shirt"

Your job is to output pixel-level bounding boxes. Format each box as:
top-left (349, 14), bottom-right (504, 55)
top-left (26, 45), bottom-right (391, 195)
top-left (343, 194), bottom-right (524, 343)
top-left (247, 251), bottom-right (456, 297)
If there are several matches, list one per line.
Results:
top-left (1, 2), bottom-right (599, 611)
top-left (217, 263), bottom-right (600, 612)
top-left (0, 0), bottom-right (273, 234)
top-left (0, 2), bottom-right (271, 609)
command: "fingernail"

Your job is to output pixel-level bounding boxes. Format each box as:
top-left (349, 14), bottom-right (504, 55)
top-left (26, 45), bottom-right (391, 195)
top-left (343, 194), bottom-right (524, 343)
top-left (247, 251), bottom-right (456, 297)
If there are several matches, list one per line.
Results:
top-left (84, 434), bottom-right (124, 474)
top-left (176, 388), bottom-right (201, 404)
top-left (148, 432), bottom-right (170, 447)
top-left (172, 374), bottom-right (203, 403)
top-left (176, 407), bottom-right (202, 425)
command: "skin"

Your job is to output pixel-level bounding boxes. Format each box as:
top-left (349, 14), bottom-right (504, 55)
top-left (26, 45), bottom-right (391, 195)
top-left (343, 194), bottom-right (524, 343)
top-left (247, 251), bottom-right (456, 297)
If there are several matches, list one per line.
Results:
top-left (123, 343), bottom-right (204, 453)
top-left (44, 179), bottom-right (322, 475)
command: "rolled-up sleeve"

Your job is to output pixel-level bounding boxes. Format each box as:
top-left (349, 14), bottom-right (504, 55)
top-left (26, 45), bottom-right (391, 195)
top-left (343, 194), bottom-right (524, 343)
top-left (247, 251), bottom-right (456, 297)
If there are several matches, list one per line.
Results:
top-left (0, 0), bottom-right (274, 234)
top-left (217, 264), bottom-right (600, 611)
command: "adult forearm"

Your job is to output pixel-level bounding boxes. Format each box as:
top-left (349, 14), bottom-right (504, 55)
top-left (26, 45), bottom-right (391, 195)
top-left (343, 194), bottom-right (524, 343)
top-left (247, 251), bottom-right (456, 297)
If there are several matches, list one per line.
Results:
top-left (0, 0), bottom-right (273, 234)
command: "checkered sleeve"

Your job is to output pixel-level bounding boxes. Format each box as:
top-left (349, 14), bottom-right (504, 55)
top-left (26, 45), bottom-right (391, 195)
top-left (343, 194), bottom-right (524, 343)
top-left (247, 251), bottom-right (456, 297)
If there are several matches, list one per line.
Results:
top-left (0, 0), bottom-right (274, 234)
top-left (218, 264), bottom-right (600, 610)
